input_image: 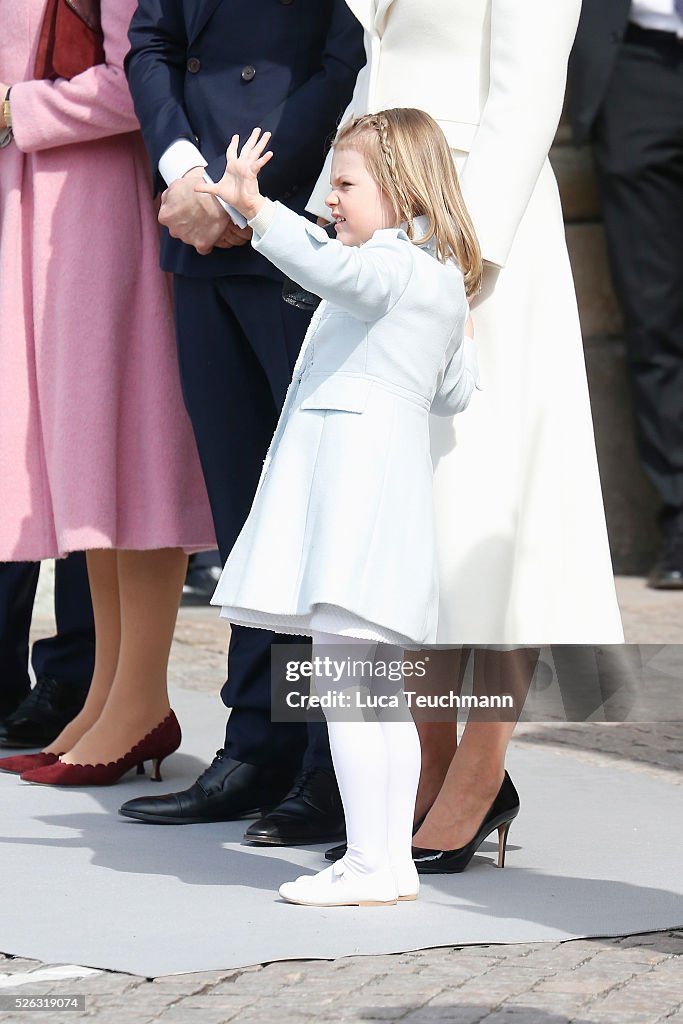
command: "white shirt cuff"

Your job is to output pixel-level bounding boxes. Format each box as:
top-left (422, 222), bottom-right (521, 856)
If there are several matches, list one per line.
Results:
top-left (158, 139), bottom-right (207, 186)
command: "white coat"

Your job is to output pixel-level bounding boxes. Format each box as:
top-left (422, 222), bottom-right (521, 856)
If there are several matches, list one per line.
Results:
top-left (211, 200), bottom-right (478, 647)
top-left (308, 0), bottom-right (625, 644)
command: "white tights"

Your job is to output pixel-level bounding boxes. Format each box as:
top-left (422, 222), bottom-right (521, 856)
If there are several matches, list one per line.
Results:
top-left (312, 631), bottom-right (422, 879)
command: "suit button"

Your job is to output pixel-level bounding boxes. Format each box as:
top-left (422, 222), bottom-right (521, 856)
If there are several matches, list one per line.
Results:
top-left (187, 57), bottom-right (201, 73)
top-left (241, 65), bottom-right (256, 82)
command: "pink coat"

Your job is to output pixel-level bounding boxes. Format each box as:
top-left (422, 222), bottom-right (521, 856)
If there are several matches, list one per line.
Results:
top-left (0, 0), bottom-right (216, 560)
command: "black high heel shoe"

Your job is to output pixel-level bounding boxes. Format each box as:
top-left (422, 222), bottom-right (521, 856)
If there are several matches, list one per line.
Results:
top-left (411, 771), bottom-right (520, 874)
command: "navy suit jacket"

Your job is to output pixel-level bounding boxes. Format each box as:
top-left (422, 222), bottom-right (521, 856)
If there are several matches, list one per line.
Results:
top-left (568, 0), bottom-right (632, 145)
top-left (125, 0), bottom-right (364, 278)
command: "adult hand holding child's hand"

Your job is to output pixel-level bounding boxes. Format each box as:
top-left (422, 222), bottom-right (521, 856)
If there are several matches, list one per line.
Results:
top-left (159, 166), bottom-right (230, 255)
top-left (195, 128), bottom-right (273, 222)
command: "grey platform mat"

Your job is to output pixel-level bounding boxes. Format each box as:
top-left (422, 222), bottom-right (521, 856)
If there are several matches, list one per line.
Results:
top-left (0, 685), bottom-right (681, 977)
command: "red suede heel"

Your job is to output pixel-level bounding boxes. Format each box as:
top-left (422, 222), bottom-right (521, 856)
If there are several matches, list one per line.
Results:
top-left (20, 711), bottom-right (181, 787)
top-left (0, 751), bottom-right (61, 775)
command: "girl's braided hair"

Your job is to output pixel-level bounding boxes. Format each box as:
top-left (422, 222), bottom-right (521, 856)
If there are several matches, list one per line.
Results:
top-left (334, 108), bottom-right (482, 298)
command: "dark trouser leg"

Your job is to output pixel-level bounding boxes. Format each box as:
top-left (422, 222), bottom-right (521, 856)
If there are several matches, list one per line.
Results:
top-left (174, 274), bottom-right (331, 770)
top-left (592, 30), bottom-right (683, 529)
top-left (0, 562), bottom-right (40, 715)
top-left (31, 553), bottom-right (95, 693)
top-left (188, 551), bottom-right (220, 569)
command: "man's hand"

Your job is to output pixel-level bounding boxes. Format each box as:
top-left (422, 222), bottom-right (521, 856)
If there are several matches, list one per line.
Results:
top-left (215, 222), bottom-right (253, 249)
top-left (159, 167), bottom-right (230, 255)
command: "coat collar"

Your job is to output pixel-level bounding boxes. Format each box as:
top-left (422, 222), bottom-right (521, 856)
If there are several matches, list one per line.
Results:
top-left (406, 216), bottom-right (437, 257)
top-left (187, 0), bottom-right (225, 46)
top-left (372, 217), bottom-right (437, 256)
top-left (345, 0), bottom-right (396, 34)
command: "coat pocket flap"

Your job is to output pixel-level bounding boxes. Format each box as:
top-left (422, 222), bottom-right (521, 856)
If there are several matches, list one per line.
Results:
top-left (300, 376), bottom-right (370, 414)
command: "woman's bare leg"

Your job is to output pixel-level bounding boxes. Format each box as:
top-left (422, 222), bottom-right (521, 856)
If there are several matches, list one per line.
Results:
top-left (60, 548), bottom-right (187, 766)
top-left (411, 648), bottom-right (470, 822)
top-left (45, 550), bottom-right (120, 755)
top-left (412, 647), bottom-right (538, 851)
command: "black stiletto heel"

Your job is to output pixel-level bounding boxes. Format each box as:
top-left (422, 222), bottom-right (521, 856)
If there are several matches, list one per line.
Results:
top-left (411, 771), bottom-right (520, 874)
top-left (497, 820), bottom-right (512, 868)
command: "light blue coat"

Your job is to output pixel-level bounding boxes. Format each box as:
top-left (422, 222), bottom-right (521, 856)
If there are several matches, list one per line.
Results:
top-left (212, 200), bottom-right (480, 646)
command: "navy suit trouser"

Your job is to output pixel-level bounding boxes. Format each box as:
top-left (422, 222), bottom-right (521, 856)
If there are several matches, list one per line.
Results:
top-left (592, 26), bottom-right (683, 531)
top-left (173, 273), bottom-right (331, 772)
top-left (0, 555), bottom-right (95, 717)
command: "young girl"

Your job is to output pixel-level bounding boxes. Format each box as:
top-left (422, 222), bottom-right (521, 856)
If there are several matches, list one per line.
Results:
top-left (197, 108), bottom-right (482, 907)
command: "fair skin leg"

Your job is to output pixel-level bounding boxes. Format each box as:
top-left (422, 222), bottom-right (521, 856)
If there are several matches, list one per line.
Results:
top-left (47, 549), bottom-right (187, 766)
top-left (45, 550), bottom-right (121, 755)
top-left (412, 648), bottom-right (538, 850)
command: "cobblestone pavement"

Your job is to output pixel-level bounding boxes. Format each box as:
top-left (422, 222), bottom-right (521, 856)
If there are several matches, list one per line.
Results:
top-left (2, 932), bottom-right (682, 1024)
top-left (2, 574), bottom-right (680, 1024)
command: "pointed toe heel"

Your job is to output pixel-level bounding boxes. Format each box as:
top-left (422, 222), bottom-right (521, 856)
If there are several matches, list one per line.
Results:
top-left (412, 771), bottom-right (520, 875)
top-left (0, 751), bottom-right (61, 775)
top-left (20, 711), bottom-right (181, 787)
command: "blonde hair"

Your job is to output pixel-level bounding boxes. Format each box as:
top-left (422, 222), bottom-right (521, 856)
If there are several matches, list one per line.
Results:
top-left (334, 108), bottom-right (482, 298)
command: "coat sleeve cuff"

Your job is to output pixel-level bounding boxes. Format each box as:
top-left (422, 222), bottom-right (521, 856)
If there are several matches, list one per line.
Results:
top-left (247, 198), bottom-right (278, 238)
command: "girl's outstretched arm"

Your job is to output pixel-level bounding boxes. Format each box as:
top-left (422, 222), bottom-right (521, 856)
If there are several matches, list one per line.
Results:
top-left (197, 130), bottom-right (413, 322)
top-left (248, 199), bottom-right (414, 322)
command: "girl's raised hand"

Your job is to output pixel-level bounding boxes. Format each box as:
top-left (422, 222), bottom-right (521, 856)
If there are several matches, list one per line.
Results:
top-left (195, 128), bottom-right (273, 220)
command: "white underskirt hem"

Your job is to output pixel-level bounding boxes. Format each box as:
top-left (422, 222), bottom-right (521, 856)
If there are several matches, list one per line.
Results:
top-left (217, 601), bottom-right (421, 649)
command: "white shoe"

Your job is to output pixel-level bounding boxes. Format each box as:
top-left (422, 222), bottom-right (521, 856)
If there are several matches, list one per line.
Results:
top-left (279, 860), bottom-right (399, 907)
top-left (393, 860), bottom-right (420, 902)
top-left (291, 860), bottom-right (419, 902)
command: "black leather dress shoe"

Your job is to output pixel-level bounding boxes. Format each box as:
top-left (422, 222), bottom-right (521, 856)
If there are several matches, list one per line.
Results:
top-left (181, 565), bottom-right (222, 606)
top-left (649, 565), bottom-right (683, 589)
top-left (0, 676), bottom-right (88, 748)
top-left (648, 548), bottom-right (683, 588)
top-left (648, 521), bottom-right (683, 590)
top-left (0, 689), bottom-right (26, 721)
top-left (243, 767), bottom-right (346, 846)
top-left (118, 751), bottom-right (294, 824)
